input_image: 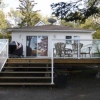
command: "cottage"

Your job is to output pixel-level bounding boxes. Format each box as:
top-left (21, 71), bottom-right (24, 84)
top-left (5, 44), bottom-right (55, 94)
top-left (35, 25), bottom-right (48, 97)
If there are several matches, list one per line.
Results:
top-left (8, 24), bottom-right (96, 58)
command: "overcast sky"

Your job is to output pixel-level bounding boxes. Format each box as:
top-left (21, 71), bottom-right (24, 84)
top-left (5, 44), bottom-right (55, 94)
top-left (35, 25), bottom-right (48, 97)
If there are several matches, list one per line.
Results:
top-left (3, 0), bottom-right (70, 17)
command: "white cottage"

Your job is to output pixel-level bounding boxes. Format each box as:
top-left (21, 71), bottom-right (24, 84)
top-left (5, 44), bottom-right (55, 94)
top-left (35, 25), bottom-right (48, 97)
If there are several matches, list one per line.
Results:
top-left (8, 25), bottom-right (95, 57)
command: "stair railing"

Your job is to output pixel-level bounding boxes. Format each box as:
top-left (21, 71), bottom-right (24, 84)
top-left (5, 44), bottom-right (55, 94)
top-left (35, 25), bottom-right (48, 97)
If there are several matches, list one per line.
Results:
top-left (51, 40), bottom-right (54, 84)
top-left (0, 39), bottom-right (8, 72)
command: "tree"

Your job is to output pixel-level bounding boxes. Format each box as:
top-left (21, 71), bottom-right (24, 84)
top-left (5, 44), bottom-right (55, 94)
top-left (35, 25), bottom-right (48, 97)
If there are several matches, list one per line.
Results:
top-left (41, 16), bottom-right (48, 24)
top-left (78, 17), bottom-right (100, 39)
top-left (7, 8), bottom-right (23, 27)
top-left (61, 20), bottom-right (75, 27)
top-left (17, 0), bottom-right (40, 27)
top-left (0, 0), bottom-right (11, 38)
top-left (0, 0), bottom-right (6, 9)
top-left (0, 10), bottom-right (7, 29)
top-left (0, 10), bottom-right (9, 38)
top-left (51, 0), bottom-right (100, 23)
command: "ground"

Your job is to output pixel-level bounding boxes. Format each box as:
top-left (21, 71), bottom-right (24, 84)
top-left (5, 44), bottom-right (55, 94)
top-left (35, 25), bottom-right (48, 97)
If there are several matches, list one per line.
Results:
top-left (0, 71), bottom-right (100, 100)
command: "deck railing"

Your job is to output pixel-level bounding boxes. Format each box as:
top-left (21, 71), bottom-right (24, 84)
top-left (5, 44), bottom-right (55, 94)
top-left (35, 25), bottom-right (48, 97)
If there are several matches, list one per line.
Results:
top-left (51, 39), bottom-right (100, 84)
top-left (51, 41), bottom-right (54, 84)
top-left (52, 39), bottom-right (100, 59)
top-left (0, 39), bottom-right (8, 72)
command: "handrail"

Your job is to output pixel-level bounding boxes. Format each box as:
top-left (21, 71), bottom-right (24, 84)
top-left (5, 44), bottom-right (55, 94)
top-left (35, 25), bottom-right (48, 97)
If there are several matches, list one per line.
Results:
top-left (51, 41), bottom-right (54, 84)
top-left (0, 42), bottom-right (8, 53)
top-left (0, 39), bottom-right (8, 72)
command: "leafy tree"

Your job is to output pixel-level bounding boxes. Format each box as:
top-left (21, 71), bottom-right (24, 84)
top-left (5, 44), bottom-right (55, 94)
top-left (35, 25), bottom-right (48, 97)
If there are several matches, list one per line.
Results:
top-left (61, 20), bottom-right (75, 27)
top-left (7, 8), bottom-right (23, 27)
top-left (17, 0), bottom-right (40, 27)
top-left (93, 30), bottom-right (100, 39)
top-left (51, 0), bottom-right (100, 23)
top-left (0, 0), bottom-right (6, 9)
top-left (79, 17), bottom-right (94, 29)
top-left (41, 16), bottom-right (50, 25)
top-left (0, 10), bottom-right (7, 29)
top-left (79, 17), bottom-right (100, 39)
top-left (0, 10), bottom-right (10, 39)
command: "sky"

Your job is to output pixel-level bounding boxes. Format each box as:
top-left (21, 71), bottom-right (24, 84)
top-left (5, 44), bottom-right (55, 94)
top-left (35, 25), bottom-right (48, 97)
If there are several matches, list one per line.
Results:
top-left (3, 0), bottom-right (70, 17)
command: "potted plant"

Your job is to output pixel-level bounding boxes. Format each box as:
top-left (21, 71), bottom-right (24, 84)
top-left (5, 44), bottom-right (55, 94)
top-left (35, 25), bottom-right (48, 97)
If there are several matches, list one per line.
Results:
top-left (54, 69), bottom-right (68, 88)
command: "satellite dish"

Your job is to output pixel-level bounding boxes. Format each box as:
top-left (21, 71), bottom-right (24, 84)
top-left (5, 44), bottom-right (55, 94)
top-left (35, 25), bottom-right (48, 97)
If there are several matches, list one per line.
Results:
top-left (48, 18), bottom-right (56, 25)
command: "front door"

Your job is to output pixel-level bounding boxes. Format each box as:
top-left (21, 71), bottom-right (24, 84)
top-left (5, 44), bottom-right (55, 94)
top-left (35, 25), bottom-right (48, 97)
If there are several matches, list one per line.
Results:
top-left (26, 36), bottom-right (48, 57)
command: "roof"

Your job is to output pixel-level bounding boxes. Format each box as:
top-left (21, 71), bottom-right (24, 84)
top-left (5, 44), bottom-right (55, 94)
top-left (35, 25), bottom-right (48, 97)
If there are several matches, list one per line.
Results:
top-left (8, 25), bottom-right (96, 34)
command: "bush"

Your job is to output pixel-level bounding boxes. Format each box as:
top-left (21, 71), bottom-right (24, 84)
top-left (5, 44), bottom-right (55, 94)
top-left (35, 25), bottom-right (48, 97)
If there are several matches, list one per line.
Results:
top-left (0, 34), bottom-right (11, 42)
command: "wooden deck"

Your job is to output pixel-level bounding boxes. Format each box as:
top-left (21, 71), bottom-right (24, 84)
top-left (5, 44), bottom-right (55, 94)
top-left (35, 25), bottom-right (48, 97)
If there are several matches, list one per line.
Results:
top-left (0, 58), bottom-right (99, 86)
top-left (6, 58), bottom-right (100, 66)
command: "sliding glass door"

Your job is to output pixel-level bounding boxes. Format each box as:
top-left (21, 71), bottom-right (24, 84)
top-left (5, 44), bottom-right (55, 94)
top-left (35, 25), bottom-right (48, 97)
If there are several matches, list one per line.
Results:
top-left (26, 36), bottom-right (48, 57)
top-left (37, 36), bottom-right (48, 56)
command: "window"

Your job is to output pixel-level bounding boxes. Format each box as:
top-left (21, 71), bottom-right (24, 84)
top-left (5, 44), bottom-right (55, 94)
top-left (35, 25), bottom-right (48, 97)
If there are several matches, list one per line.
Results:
top-left (66, 36), bottom-right (72, 44)
top-left (74, 36), bottom-right (80, 43)
top-left (37, 36), bottom-right (48, 56)
top-left (26, 36), bottom-right (48, 57)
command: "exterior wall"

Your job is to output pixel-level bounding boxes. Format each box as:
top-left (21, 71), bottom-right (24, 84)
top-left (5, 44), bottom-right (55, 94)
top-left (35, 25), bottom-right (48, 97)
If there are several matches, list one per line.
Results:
top-left (11, 31), bottom-right (93, 57)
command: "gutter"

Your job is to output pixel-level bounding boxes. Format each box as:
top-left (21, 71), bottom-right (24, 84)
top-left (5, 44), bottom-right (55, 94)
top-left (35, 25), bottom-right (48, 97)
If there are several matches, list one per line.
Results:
top-left (8, 28), bottom-right (96, 33)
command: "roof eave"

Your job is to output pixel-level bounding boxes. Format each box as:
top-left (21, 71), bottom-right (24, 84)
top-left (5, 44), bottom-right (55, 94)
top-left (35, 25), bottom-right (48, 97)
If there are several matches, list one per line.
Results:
top-left (8, 28), bottom-right (95, 33)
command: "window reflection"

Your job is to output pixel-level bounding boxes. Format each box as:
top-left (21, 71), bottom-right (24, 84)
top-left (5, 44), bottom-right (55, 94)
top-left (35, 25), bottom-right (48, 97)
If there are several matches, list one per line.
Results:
top-left (26, 36), bottom-right (48, 57)
top-left (66, 36), bottom-right (72, 44)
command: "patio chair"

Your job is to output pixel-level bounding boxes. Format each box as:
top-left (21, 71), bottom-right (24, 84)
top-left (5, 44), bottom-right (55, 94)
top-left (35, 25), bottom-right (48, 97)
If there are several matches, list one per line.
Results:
top-left (72, 43), bottom-right (83, 57)
top-left (53, 42), bottom-right (65, 57)
top-left (64, 44), bottom-right (73, 57)
top-left (90, 42), bottom-right (100, 57)
top-left (80, 44), bottom-right (92, 57)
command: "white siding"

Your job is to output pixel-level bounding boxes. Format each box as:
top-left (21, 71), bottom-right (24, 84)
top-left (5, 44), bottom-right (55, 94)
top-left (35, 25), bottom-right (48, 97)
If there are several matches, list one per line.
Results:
top-left (12, 31), bottom-right (93, 57)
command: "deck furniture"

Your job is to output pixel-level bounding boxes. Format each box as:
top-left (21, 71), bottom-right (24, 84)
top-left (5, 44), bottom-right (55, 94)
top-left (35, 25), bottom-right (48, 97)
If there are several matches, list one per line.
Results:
top-left (53, 43), bottom-right (73, 57)
top-left (53, 42), bottom-right (65, 57)
top-left (80, 46), bottom-right (92, 57)
top-left (72, 43), bottom-right (83, 57)
top-left (64, 44), bottom-right (73, 57)
top-left (90, 41), bottom-right (100, 57)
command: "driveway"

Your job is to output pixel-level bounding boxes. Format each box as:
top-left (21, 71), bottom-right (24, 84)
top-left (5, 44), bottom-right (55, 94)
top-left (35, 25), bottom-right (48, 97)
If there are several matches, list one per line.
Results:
top-left (0, 71), bottom-right (100, 100)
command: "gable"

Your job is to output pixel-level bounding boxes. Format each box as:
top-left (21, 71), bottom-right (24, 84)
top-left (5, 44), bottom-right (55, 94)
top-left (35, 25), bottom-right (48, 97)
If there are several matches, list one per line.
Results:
top-left (35, 21), bottom-right (45, 26)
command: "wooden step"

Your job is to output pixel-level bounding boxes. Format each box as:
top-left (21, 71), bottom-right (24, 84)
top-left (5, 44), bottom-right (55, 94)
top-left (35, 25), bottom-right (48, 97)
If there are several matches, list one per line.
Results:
top-left (6, 62), bottom-right (29, 64)
top-left (6, 58), bottom-right (51, 64)
top-left (0, 77), bottom-right (51, 79)
top-left (6, 63), bottom-right (51, 65)
top-left (4, 67), bottom-right (51, 69)
top-left (0, 71), bottom-right (51, 74)
top-left (1, 58), bottom-right (52, 86)
top-left (0, 82), bottom-right (54, 85)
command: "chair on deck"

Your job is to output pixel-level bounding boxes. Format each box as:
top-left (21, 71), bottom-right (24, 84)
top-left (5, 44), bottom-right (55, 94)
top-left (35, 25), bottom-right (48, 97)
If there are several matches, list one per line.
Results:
top-left (64, 44), bottom-right (73, 57)
top-left (80, 44), bottom-right (92, 57)
top-left (53, 42), bottom-right (65, 57)
top-left (72, 43), bottom-right (83, 57)
top-left (90, 43), bottom-right (100, 57)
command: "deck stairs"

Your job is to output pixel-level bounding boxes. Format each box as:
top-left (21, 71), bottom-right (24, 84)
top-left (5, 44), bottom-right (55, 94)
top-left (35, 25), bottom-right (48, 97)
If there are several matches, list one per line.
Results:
top-left (0, 58), bottom-right (53, 86)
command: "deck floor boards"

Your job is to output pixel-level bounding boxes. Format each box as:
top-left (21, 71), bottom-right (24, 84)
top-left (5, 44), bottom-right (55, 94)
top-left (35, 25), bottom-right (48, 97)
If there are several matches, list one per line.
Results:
top-left (6, 58), bottom-right (100, 66)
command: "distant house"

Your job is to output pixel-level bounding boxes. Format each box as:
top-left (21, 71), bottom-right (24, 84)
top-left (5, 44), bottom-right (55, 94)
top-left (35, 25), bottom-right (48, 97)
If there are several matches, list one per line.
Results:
top-left (34, 20), bottom-right (45, 26)
top-left (8, 24), bottom-right (95, 57)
